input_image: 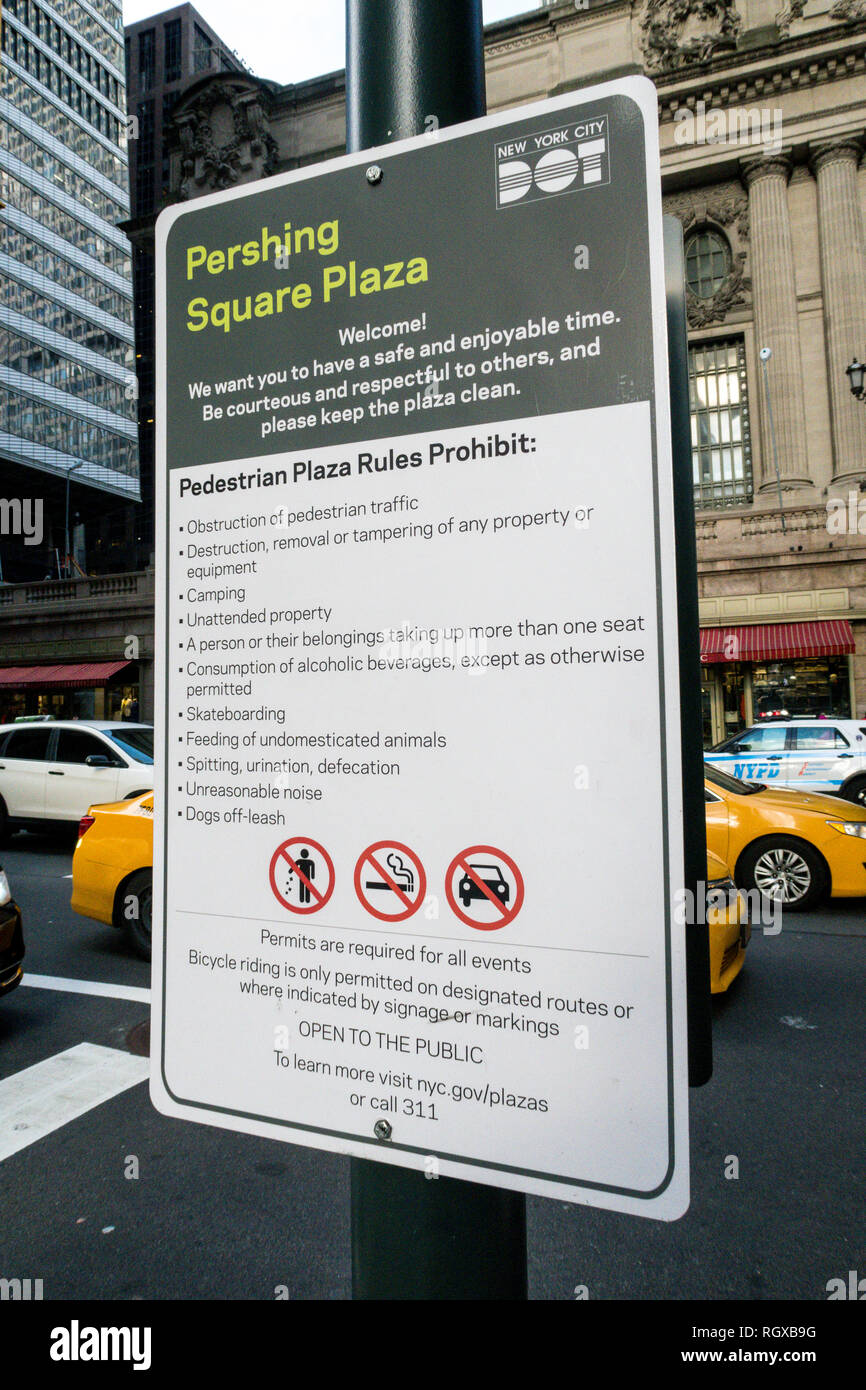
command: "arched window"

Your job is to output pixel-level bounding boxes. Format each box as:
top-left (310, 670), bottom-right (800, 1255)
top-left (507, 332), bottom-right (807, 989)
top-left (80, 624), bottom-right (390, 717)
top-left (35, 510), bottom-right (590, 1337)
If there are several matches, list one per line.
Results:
top-left (685, 229), bottom-right (730, 299)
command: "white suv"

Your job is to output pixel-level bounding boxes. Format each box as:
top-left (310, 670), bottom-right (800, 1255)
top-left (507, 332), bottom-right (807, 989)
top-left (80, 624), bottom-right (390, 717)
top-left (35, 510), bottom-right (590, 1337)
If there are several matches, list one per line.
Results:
top-left (706, 718), bottom-right (866, 805)
top-left (0, 721), bottom-right (154, 837)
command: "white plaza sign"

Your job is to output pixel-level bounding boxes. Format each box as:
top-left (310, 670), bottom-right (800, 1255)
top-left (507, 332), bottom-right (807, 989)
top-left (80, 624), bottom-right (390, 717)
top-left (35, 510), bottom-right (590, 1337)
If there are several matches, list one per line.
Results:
top-left (152, 78), bottom-right (689, 1218)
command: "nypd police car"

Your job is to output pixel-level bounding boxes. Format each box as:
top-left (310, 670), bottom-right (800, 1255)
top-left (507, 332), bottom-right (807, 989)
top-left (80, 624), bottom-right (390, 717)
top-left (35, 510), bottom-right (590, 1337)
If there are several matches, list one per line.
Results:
top-left (706, 719), bottom-right (866, 806)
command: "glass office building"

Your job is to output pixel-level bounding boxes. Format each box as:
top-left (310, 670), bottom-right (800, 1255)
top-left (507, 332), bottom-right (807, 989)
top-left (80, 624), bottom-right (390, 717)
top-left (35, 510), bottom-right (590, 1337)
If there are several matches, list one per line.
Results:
top-left (0, 0), bottom-right (139, 517)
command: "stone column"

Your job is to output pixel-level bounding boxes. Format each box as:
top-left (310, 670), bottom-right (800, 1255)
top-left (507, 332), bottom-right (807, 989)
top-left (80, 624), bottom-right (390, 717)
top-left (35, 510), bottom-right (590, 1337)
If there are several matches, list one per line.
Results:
top-left (810, 139), bottom-right (866, 484)
top-left (741, 155), bottom-right (811, 491)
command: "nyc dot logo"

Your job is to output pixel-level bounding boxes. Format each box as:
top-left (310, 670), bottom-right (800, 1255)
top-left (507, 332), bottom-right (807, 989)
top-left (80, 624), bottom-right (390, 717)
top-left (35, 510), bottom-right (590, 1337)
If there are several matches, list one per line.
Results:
top-left (495, 115), bottom-right (610, 210)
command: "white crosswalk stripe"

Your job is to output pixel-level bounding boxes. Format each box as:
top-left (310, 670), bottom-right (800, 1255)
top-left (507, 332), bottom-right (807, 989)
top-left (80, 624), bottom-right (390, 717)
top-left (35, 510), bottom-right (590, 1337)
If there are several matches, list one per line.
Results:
top-left (0, 1043), bottom-right (148, 1161)
top-left (20, 973), bottom-right (151, 1004)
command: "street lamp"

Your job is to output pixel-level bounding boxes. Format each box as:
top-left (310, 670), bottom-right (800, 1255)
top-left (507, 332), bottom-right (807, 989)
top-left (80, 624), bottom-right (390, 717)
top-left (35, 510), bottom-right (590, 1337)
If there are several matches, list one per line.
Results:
top-left (845, 357), bottom-right (866, 401)
top-left (64, 460), bottom-right (84, 577)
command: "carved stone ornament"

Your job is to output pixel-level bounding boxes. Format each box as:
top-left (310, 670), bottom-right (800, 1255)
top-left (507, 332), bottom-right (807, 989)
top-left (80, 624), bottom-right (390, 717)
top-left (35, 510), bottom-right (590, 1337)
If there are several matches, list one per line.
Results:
top-left (665, 190), bottom-right (750, 241)
top-left (175, 78), bottom-right (278, 201)
top-left (686, 252), bottom-right (750, 326)
top-left (640, 0), bottom-right (743, 73)
top-left (664, 189), bottom-right (751, 326)
top-left (775, 0), bottom-right (805, 37)
top-left (829, 0), bottom-right (866, 20)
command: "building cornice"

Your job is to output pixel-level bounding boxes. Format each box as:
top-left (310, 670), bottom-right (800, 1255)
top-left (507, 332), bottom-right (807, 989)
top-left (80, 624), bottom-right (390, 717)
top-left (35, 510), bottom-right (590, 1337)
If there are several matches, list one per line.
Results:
top-left (485, 3), bottom-right (628, 60)
top-left (656, 31), bottom-right (866, 120)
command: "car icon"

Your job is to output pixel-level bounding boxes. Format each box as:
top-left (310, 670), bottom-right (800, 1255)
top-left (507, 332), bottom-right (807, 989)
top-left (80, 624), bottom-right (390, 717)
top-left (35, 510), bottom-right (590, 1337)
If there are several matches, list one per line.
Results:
top-left (459, 863), bottom-right (510, 908)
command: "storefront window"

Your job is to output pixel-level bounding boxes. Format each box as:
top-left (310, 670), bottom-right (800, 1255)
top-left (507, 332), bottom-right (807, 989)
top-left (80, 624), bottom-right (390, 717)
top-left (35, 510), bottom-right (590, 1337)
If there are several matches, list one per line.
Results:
top-left (752, 658), bottom-right (850, 719)
top-left (701, 666), bottom-right (715, 747)
top-left (69, 690), bottom-right (96, 719)
top-left (107, 682), bottom-right (139, 721)
top-left (721, 663), bottom-right (746, 735)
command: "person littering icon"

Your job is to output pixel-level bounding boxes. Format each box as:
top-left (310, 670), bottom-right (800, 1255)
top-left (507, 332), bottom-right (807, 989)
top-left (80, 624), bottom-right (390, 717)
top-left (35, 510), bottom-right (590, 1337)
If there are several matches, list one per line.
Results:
top-left (296, 847), bottom-right (316, 904)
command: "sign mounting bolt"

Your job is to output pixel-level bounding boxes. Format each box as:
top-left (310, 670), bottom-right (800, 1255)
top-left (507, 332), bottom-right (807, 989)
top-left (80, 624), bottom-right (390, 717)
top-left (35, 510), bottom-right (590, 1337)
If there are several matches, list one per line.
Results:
top-left (366, 164), bottom-right (383, 185)
top-left (374, 1119), bottom-right (392, 1141)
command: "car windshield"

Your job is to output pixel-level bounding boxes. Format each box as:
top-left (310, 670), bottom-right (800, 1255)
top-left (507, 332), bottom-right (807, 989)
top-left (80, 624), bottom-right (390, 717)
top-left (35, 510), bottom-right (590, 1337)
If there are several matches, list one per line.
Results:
top-left (105, 727), bottom-right (154, 763)
top-left (704, 763), bottom-right (762, 796)
top-left (709, 730), bottom-right (759, 750)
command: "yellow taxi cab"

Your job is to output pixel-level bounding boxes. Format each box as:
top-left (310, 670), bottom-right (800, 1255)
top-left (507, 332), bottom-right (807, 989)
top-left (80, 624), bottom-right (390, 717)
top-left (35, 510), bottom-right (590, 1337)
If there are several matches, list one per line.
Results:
top-left (71, 792), bottom-right (153, 958)
top-left (70, 783), bottom-right (754, 989)
top-left (705, 849), bottom-right (749, 993)
top-left (705, 762), bottom-right (866, 911)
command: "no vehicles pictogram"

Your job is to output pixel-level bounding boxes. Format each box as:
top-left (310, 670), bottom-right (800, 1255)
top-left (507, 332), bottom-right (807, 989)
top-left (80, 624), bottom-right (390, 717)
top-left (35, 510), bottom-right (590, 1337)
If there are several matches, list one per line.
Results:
top-left (445, 845), bottom-right (524, 929)
top-left (269, 837), bottom-right (335, 914)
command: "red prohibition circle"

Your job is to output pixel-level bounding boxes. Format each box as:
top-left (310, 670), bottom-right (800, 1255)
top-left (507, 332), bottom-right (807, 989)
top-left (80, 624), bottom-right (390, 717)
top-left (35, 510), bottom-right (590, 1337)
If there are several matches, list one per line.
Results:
top-left (445, 844), bottom-right (524, 930)
top-left (354, 840), bottom-right (427, 923)
top-left (269, 837), bottom-right (335, 914)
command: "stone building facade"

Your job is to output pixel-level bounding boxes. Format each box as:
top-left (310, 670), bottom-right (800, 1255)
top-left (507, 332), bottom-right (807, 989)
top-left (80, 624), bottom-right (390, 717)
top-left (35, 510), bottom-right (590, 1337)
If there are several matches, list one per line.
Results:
top-left (124, 4), bottom-right (247, 570)
top-left (0, 570), bottom-right (154, 722)
top-left (145, 0), bottom-right (866, 740)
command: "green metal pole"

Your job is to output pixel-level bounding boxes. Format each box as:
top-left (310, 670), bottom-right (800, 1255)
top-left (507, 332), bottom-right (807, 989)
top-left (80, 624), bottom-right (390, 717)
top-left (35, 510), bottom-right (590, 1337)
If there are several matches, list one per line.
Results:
top-left (346, 0), bottom-right (486, 152)
top-left (664, 217), bottom-right (713, 1088)
top-left (351, 1162), bottom-right (527, 1301)
top-left (345, 0), bottom-right (527, 1301)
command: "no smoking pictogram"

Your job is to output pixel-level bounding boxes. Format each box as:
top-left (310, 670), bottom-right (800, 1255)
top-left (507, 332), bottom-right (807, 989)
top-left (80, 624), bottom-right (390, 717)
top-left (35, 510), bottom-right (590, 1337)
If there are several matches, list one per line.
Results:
top-left (354, 840), bottom-right (427, 922)
top-left (445, 845), bottom-right (524, 930)
top-left (269, 837), bottom-right (335, 914)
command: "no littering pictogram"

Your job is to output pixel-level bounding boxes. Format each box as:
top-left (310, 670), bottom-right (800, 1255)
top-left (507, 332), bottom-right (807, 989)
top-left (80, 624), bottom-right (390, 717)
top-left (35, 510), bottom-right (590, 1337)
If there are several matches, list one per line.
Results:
top-left (269, 837), bottom-right (335, 914)
top-left (445, 845), bottom-right (524, 930)
top-left (354, 840), bottom-right (427, 922)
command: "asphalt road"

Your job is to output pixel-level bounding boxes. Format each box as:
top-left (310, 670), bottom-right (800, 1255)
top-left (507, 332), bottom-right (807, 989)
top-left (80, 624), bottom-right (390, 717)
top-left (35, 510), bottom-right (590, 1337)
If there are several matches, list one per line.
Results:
top-left (1, 829), bottom-right (863, 1301)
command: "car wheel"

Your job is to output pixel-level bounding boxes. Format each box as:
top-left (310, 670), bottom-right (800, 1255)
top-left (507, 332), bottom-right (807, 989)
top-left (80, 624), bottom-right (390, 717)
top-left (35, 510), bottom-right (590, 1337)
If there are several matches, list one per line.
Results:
top-left (737, 837), bottom-right (827, 912)
top-left (0, 798), bottom-right (8, 845)
top-left (123, 869), bottom-right (152, 960)
top-left (841, 776), bottom-right (866, 808)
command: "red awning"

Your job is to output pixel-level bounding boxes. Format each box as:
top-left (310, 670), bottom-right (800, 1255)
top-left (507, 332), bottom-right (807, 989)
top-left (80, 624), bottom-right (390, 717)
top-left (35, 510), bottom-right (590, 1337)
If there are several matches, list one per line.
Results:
top-left (700, 620), bottom-right (855, 664)
top-left (0, 661), bottom-right (131, 691)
